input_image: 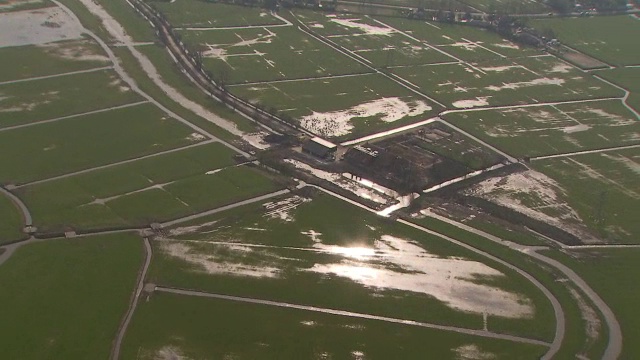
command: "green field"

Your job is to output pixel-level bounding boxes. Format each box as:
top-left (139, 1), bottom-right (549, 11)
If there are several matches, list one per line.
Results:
top-left (18, 144), bottom-right (279, 232)
top-left (0, 69), bottom-right (142, 128)
top-left (179, 26), bottom-right (368, 84)
top-left (460, 0), bottom-right (550, 14)
top-left (122, 292), bottom-right (547, 359)
top-left (0, 233), bottom-right (143, 360)
top-left (541, 248), bottom-right (640, 359)
top-left (231, 73), bottom-right (437, 139)
top-left (0, 39), bottom-right (110, 82)
top-left (137, 44), bottom-right (258, 132)
top-left (393, 56), bottom-right (622, 108)
top-left (0, 103), bottom-right (200, 184)
top-left (530, 15), bottom-right (640, 66)
top-left (374, 17), bottom-right (542, 59)
top-left (597, 67), bottom-right (640, 112)
top-left (149, 192), bottom-right (556, 341)
top-left (153, 0), bottom-right (285, 28)
top-left (533, 148), bottom-right (640, 243)
top-left (293, 11), bottom-right (455, 67)
top-left (445, 100), bottom-right (640, 158)
top-left (0, 193), bottom-right (24, 244)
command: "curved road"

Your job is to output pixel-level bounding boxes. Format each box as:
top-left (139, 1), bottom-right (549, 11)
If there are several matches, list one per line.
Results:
top-left (419, 210), bottom-right (622, 359)
top-left (0, 186), bottom-right (32, 227)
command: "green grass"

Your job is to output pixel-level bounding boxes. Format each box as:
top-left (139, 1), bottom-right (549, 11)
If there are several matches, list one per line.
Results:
top-left (459, 0), bottom-right (550, 14)
top-left (393, 57), bottom-right (622, 108)
top-left (153, 0), bottom-right (285, 28)
top-left (373, 17), bottom-right (542, 58)
top-left (121, 292), bottom-right (547, 359)
top-left (0, 38), bottom-right (110, 83)
top-left (0, 103), bottom-right (199, 184)
top-left (230, 73), bottom-right (437, 139)
top-left (0, 69), bottom-right (142, 128)
top-left (541, 248), bottom-right (640, 359)
top-left (137, 44), bottom-right (257, 132)
top-left (0, 192), bottom-right (24, 244)
top-left (149, 192), bottom-right (555, 341)
top-left (445, 100), bottom-right (640, 158)
top-left (180, 26), bottom-right (369, 84)
top-left (18, 143), bottom-right (279, 232)
top-left (408, 215), bottom-right (608, 359)
top-left (530, 15), bottom-right (640, 66)
top-left (0, 233), bottom-right (143, 360)
top-left (597, 67), bottom-right (640, 112)
top-left (533, 148), bottom-right (640, 243)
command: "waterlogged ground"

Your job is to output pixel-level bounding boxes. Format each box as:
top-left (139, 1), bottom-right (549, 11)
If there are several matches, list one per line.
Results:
top-left (147, 191), bottom-right (556, 340)
top-left (121, 292), bottom-right (547, 360)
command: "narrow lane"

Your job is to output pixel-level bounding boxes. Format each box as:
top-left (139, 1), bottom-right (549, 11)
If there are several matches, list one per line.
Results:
top-left (155, 286), bottom-right (551, 347)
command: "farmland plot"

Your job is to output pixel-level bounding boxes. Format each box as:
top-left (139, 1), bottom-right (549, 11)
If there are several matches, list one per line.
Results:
top-left (153, 0), bottom-right (286, 28)
top-left (122, 292), bottom-right (547, 360)
top-left (533, 148), bottom-right (640, 243)
top-left (445, 100), bottom-right (640, 158)
top-left (148, 192), bottom-right (556, 341)
top-left (0, 193), bottom-right (24, 244)
top-left (179, 26), bottom-right (368, 84)
top-left (231, 73), bottom-right (436, 138)
top-left (0, 69), bottom-right (141, 128)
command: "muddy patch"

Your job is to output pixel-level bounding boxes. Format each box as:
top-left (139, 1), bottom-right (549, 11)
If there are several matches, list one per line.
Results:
top-left (466, 170), bottom-right (597, 241)
top-left (0, 6), bottom-right (84, 48)
top-left (159, 241), bottom-right (280, 278)
top-left (300, 97), bottom-right (431, 137)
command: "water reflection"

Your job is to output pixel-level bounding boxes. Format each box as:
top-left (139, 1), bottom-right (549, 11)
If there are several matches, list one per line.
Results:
top-left (308, 235), bottom-right (533, 318)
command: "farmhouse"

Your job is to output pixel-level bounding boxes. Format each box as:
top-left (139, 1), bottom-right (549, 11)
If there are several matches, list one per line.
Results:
top-left (301, 136), bottom-right (337, 160)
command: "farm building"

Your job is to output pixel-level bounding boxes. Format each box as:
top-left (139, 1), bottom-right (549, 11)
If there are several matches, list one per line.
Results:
top-left (302, 137), bottom-right (337, 160)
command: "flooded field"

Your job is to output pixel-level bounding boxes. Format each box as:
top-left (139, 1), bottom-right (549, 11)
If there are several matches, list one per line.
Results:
top-left (148, 192), bottom-right (555, 338)
top-left (0, 6), bottom-right (83, 48)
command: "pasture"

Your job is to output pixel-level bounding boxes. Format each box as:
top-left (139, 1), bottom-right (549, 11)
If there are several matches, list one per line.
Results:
top-left (445, 100), bottom-right (640, 158)
top-left (153, 0), bottom-right (286, 28)
top-left (0, 38), bottom-right (109, 82)
top-left (0, 69), bottom-right (142, 128)
top-left (148, 192), bottom-right (556, 341)
top-left (533, 148), bottom-right (640, 243)
top-left (231, 73), bottom-right (436, 138)
top-left (530, 15), bottom-right (640, 66)
top-left (0, 103), bottom-right (201, 184)
top-left (179, 26), bottom-right (369, 84)
top-left (122, 292), bottom-right (548, 359)
top-left (0, 233), bottom-right (142, 360)
top-left (18, 143), bottom-right (279, 232)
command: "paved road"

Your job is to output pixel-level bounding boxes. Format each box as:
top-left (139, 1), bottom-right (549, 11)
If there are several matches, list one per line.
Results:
top-left (593, 74), bottom-right (640, 120)
top-left (0, 66), bottom-right (113, 86)
top-left (418, 210), bottom-right (622, 360)
top-left (110, 237), bottom-right (152, 360)
top-left (0, 186), bottom-right (32, 227)
top-left (0, 100), bottom-right (148, 133)
top-left (530, 143), bottom-right (640, 161)
top-left (160, 189), bottom-right (290, 228)
top-left (155, 286), bottom-right (550, 347)
top-left (398, 219), bottom-right (564, 359)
